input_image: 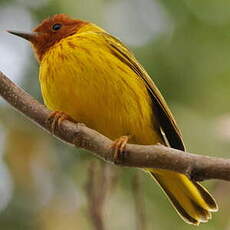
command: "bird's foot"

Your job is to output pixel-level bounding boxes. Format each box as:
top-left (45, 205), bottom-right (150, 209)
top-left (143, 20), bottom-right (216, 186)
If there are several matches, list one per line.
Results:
top-left (111, 135), bottom-right (129, 164)
top-left (47, 111), bottom-right (74, 133)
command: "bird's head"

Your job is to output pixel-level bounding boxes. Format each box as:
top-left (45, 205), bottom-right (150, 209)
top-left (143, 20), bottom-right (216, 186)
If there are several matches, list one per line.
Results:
top-left (8, 14), bottom-right (88, 61)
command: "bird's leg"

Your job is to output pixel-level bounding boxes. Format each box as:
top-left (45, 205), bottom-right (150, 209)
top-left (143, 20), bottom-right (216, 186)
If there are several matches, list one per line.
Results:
top-left (47, 111), bottom-right (75, 133)
top-left (111, 135), bottom-right (129, 164)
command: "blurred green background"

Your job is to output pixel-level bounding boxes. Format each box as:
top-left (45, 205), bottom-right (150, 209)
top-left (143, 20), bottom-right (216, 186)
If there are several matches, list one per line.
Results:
top-left (0, 0), bottom-right (230, 229)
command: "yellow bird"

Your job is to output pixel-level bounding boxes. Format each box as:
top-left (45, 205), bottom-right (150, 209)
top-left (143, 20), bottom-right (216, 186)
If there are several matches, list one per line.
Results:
top-left (8, 14), bottom-right (217, 224)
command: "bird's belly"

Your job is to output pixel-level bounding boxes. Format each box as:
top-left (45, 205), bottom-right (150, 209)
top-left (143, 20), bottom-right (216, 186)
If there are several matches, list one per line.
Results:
top-left (39, 46), bottom-right (162, 144)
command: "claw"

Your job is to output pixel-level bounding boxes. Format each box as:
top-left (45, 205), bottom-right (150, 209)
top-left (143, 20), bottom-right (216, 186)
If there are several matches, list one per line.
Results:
top-left (47, 111), bottom-right (74, 133)
top-left (111, 136), bottom-right (129, 164)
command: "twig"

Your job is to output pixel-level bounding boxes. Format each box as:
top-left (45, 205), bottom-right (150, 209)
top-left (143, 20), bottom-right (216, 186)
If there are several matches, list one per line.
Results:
top-left (85, 162), bottom-right (110, 230)
top-left (1, 71), bottom-right (230, 181)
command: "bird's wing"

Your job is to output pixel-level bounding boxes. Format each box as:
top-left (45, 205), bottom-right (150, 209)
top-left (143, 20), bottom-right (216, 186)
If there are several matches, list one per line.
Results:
top-left (100, 32), bottom-right (185, 151)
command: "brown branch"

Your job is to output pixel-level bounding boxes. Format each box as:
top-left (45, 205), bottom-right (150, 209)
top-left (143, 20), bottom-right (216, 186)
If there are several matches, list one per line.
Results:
top-left (1, 71), bottom-right (230, 182)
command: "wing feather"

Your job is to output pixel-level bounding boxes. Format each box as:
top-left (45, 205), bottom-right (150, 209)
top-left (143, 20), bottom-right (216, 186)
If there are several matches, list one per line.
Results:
top-left (100, 32), bottom-right (185, 151)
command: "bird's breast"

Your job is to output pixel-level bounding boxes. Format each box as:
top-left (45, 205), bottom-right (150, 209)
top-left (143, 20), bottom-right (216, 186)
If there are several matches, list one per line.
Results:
top-left (39, 33), bottom-right (161, 144)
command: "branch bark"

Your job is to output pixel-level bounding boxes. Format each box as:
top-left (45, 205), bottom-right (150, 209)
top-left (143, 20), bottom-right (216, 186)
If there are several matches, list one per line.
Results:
top-left (1, 71), bottom-right (230, 181)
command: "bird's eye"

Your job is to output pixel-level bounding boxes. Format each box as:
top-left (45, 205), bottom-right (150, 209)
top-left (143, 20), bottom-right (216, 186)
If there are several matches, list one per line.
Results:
top-left (52, 23), bottom-right (62, 31)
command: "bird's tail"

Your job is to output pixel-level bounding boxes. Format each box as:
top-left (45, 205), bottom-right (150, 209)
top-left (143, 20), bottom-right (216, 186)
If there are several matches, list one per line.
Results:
top-left (149, 169), bottom-right (218, 225)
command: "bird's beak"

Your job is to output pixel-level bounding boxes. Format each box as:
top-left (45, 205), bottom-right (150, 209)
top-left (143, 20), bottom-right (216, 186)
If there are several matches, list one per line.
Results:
top-left (7, 30), bottom-right (37, 41)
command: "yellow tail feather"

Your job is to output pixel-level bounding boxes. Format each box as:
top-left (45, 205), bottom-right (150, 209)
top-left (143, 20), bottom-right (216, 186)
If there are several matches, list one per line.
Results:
top-left (149, 169), bottom-right (218, 225)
